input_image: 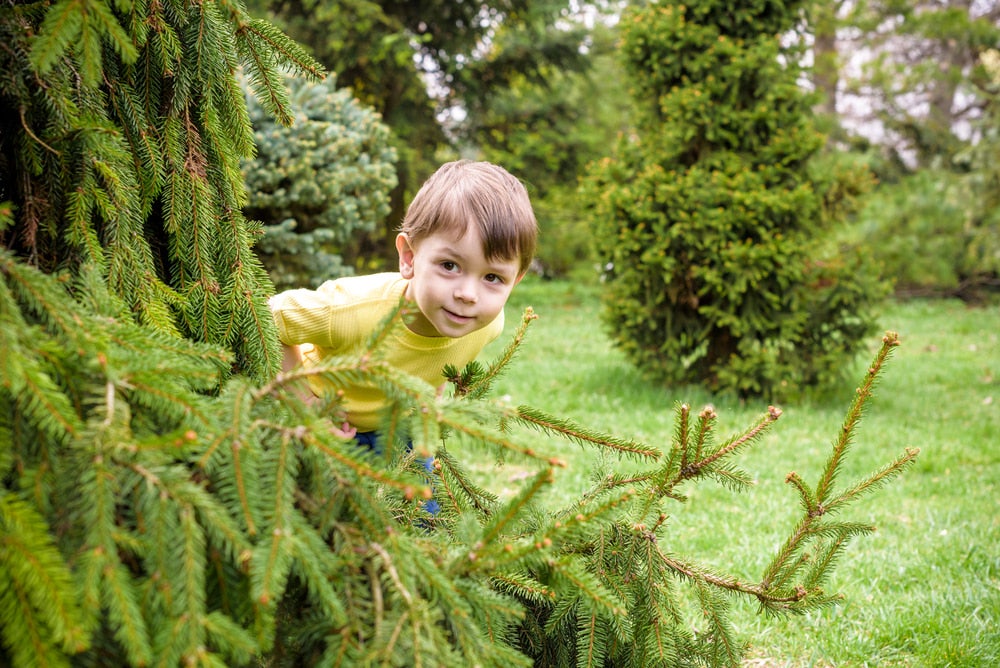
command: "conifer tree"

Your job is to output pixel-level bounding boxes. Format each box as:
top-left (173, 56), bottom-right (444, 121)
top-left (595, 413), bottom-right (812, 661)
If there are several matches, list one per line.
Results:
top-left (583, 0), bottom-right (888, 398)
top-left (1, 0), bottom-right (917, 666)
top-left (241, 74), bottom-right (398, 290)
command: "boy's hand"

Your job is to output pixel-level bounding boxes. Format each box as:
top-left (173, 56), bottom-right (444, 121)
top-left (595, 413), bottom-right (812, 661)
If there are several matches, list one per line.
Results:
top-left (333, 421), bottom-right (357, 440)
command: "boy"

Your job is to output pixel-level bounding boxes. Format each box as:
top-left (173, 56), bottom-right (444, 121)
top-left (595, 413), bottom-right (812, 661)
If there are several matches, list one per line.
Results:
top-left (269, 160), bottom-right (537, 445)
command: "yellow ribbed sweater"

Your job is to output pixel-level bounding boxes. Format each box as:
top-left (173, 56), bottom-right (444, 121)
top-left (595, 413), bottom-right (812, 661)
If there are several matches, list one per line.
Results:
top-left (270, 273), bottom-right (503, 430)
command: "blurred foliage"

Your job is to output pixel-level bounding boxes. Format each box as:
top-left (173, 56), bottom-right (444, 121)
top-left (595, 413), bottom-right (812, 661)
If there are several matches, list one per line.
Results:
top-left (845, 0), bottom-right (1000, 169)
top-left (246, 0), bottom-right (591, 267)
top-left (470, 20), bottom-right (631, 278)
top-left (242, 76), bottom-right (398, 290)
top-left (582, 0), bottom-right (888, 399)
top-left (849, 46), bottom-right (1000, 301)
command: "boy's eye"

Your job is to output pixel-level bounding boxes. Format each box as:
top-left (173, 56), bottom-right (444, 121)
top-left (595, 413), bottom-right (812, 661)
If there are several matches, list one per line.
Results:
top-left (441, 261), bottom-right (458, 271)
top-left (485, 273), bottom-right (504, 284)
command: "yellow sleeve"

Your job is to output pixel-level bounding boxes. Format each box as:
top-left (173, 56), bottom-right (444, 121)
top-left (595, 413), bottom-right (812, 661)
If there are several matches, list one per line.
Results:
top-left (269, 274), bottom-right (405, 352)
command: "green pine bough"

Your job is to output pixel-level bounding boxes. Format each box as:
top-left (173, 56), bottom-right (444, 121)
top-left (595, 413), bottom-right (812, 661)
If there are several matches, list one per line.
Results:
top-left (0, 273), bottom-right (917, 666)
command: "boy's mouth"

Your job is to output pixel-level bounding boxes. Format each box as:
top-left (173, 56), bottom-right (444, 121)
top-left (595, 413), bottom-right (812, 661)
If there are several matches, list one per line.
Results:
top-left (444, 309), bottom-right (473, 323)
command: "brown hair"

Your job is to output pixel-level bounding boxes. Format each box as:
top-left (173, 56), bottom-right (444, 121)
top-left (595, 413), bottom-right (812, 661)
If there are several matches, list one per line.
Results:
top-left (400, 160), bottom-right (538, 275)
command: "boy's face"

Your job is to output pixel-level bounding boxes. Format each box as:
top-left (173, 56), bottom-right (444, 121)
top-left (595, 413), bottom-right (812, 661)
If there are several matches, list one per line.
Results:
top-left (396, 227), bottom-right (523, 338)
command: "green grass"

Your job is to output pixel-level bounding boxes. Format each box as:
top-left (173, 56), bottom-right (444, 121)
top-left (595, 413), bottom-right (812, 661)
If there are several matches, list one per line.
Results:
top-left (475, 276), bottom-right (1000, 667)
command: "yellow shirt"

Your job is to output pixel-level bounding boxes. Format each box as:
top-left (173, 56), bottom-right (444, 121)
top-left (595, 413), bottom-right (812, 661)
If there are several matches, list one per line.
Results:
top-left (270, 273), bottom-right (504, 430)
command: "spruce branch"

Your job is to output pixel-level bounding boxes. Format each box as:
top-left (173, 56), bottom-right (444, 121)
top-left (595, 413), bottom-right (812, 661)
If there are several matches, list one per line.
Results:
top-left (755, 333), bottom-right (917, 611)
top-left (442, 410), bottom-right (565, 465)
top-left (824, 446), bottom-right (919, 516)
top-left (432, 447), bottom-right (498, 516)
top-left (236, 19), bottom-right (317, 127)
top-left (816, 331), bottom-right (901, 504)
top-left (475, 468), bottom-right (556, 553)
top-left (549, 557), bottom-right (628, 622)
top-left (513, 405), bottom-right (661, 460)
top-left (692, 579), bottom-right (741, 667)
top-left (490, 570), bottom-right (555, 605)
top-left (238, 17), bottom-right (324, 79)
top-left (676, 402), bottom-right (692, 472)
top-left (687, 405), bottom-right (783, 475)
top-left (299, 429), bottom-right (432, 502)
top-left (30, 0), bottom-right (138, 85)
top-left (451, 307), bottom-right (538, 399)
top-left (0, 493), bottom-right (90, 660)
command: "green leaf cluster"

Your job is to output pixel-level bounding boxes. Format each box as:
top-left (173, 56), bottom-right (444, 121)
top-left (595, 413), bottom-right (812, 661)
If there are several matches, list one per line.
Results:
top-left (582, 0), bottom-right (889, 398)
top-left (242, 74), bottom-right (398, 290)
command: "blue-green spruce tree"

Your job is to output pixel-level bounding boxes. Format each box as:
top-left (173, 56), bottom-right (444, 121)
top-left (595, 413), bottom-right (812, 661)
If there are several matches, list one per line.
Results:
top-left (242, 75), bottom-right (398, 290)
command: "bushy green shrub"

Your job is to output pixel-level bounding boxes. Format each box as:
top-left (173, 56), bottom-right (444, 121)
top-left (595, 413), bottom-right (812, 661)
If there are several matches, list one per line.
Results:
top-left (583, 0), bottom-right (887, 398)
top-left (242, 76), bottom-right (397, 290)
top-left (851, 169), bottom-right (971, 295)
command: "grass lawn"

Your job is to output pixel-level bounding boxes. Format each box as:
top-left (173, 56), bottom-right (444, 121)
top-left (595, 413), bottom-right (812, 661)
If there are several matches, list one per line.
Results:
top-left (477, 276), bottom-right (999, 667)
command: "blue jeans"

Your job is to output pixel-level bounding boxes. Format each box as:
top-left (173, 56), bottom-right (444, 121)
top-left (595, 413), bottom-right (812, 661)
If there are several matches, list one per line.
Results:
top-left (354, 431), bottom-right (439, 515)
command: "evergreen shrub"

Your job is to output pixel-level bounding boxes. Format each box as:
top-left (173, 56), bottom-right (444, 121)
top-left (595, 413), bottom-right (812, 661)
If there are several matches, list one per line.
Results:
top-left (242, 76), bottom-right (398, 290)
top-left (583, 0), bottom-right (888, 398)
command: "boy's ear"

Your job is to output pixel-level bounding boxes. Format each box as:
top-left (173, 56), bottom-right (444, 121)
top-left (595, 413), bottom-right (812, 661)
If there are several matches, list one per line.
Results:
top-left (396, 233), bottom-right (415, 279)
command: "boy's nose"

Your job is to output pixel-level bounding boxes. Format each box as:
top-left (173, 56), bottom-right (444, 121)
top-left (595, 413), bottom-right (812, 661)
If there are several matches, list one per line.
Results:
top-left (454, 281), bottom-right (478, 303)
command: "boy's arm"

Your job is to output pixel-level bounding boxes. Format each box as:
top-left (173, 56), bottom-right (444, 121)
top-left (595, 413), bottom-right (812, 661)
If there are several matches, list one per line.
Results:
top-left (279, 342), bottom-right (357, 439)
top-left (270, 293), bottom-right (313, 401)
top-left (270, 292), bottom-right (357, 439)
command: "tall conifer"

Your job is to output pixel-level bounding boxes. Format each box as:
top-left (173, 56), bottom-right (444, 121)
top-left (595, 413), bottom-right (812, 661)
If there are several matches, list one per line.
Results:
top-left (584, 0), bottom-right (887, 397)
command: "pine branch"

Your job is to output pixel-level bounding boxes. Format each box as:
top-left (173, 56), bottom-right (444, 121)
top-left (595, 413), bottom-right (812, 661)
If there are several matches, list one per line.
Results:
top-left (692, 579), bottom-right (742, 668)
top-left (815, 331), bottom-right (900, 503)
top-left (490, 570), bottom-right (555, 606)
top-left (475, 468), bottom-right (556, 552)
top-left (0, 493), bottom-right (90, 660)
top-left (513, 405), bottom-right (661, 460)
top-left (686, 405), bottom-right (783, 476)
top-left (239, 17), bottom-right (324, 79)
top-left (550, 558), bottom-right (627, 627)
top-left (433, 447), bottom-right (498, 516)
top-left (289, 516), bottom-right (348, 625)
top-left (824, 447), bottom-right (920, 517)
top-left (442, 408), bottom-right (567, 465)
top-left (235, 18), bottom-right (324, 128)
top-left (452, 307), bottom-right (538, 399)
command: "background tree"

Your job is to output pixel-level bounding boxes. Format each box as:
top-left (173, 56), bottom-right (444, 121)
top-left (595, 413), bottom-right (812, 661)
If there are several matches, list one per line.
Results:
top-left (583, 0), bottom-right (888, 398)
top-left (848, 45), bottom-right (1000, 300)
top-left (0, 0), bottom-right (323, 380)
top-left (241, 75), bottom-right (398, 290)
top-left (845, 0), bottom-right (1000, 169)
top-left (465, 16), bottom-right (631, 277)
top-left (824, 1), bottom-right (1000, 300)
top-left (246, 0), bottom-right (593, 268)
